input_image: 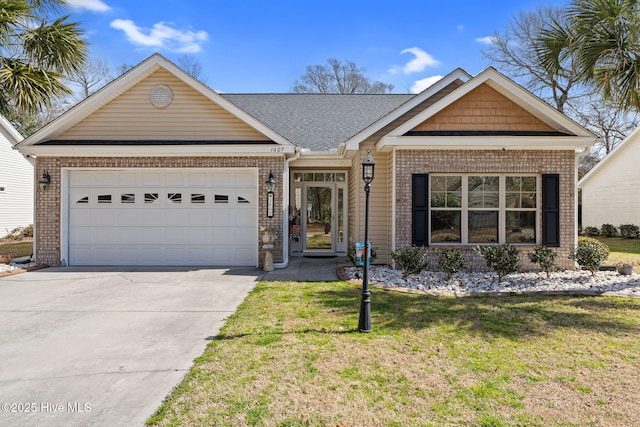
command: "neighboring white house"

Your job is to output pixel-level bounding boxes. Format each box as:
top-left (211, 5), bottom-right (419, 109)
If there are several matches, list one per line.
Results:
top-left (0, 115), bottom-right (31, 237)
top-left (579, 124), bottom-right (640, 228)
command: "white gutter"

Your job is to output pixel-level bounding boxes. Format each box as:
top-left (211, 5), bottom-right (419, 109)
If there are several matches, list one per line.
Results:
top-left (274, 148), bottom-right (301, 269)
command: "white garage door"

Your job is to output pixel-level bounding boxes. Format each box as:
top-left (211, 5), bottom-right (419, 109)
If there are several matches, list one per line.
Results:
top-left (68, 169), bottom-right (258, 266)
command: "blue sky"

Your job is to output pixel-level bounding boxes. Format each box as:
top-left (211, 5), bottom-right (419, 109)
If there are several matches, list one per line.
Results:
top-left (66, 0), bottom-right (567, 94)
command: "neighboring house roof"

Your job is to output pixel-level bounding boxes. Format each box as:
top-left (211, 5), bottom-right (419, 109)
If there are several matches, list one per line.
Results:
top-left (222, 93), bottom-right (413, 152)
top-left (578, 124), bottom-right (640, 188)
top-left (0, 115), bottom-right (24, 144)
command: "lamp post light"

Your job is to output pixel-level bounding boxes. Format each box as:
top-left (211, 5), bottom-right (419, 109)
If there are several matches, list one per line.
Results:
top-left (358, 151), bottom-right (375, 333)
top-left (265, 171), bottom-right (276, 218)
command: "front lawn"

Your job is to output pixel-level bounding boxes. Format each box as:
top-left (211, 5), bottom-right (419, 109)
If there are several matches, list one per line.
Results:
top-left (0, 239), bottom-right (33, 258)
top-left (148, 281), bottom-right (640, 427)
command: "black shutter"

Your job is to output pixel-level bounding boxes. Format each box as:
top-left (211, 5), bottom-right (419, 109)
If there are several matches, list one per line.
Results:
top-left (412, 174), bottom-right (429, 246)
top-left (542, 174), bottom-right (560, 247)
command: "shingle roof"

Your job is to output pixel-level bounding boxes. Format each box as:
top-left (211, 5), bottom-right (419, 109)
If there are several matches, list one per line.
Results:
top-left (222, 93), bottom-right (414, 152)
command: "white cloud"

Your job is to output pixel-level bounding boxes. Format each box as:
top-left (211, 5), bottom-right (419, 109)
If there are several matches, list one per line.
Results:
top-left (410, 75), bottom-right (444, 94)
top-left (388, 47), bottom-right (439, 75)
top-left (66, 0), bottom-right (111, 13)
top-left (476, 36), bottom-right (497, 45)
top-left (110, 19), bottom-right (209, 53)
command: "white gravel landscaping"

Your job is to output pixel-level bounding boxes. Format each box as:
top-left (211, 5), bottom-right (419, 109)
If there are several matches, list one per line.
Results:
top-left (343, 265), bottom-right (640, 297)
top-left (0, 260), bottom-right (38, 275)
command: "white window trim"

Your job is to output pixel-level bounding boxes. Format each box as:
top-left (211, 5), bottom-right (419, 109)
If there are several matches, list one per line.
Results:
top-left (429, 174), bottom-right (539, 245)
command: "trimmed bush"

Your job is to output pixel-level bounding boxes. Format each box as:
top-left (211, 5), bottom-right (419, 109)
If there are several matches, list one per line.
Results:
top-left (600, 223), bottom-right (618, 237)
top-left (619, 224), bottom-right (640, 239)
top-left (527, 246), bottom-right (558, 277)
top-left (569, 236), bottom-right (610, 276)
top-left (436, 248), bottom-right (469, 281)
top-left (390, 246), bottom-right (428, 278)
top-left (474, 244), bottom-right (520, 283)
top-left (583, 226), bottom-right (599, 236)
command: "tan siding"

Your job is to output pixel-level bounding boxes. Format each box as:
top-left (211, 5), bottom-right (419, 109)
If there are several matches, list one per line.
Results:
top-left (351, 143), bottom-right (391, 264)
top-left (59, 70), bottom-right (270, 141)
top-left (412, 84), bottom-right (556, 132)
top-left (582, 135), bottom-right (640, 227)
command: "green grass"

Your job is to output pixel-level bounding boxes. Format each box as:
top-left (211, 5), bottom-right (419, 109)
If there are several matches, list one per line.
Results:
top-left (0, 240), bottom-right (33, 258)
top-left (592, 236), bottom-right (640, 270)
top-left (148, 281), bottom-right (640, 427)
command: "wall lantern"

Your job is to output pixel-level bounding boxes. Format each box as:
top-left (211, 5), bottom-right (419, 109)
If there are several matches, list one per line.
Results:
top-left (39, 171), bottom-right (51, 192)
top-left (358, 150), bottom-right (375, 333)
top-left (265, 171), bottom-right (276, 218)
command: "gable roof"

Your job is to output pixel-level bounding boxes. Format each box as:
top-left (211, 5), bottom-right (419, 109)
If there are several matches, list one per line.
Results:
top-left (377, 67), bottom-right (595, 151)
top-left (0, 115), bottom-right (23, 145)
top-left (17, 54), bottom-right (294, 150)
top-left (578, 124), bottom-right (640, 187)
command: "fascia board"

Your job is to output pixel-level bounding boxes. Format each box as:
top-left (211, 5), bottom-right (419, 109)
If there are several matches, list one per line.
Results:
top-left (378, 135), bottom-right (596, 152)
top-left (19, 54), bottom-right (295, 148)
top-left (344, 68), bottom-right (472, 151)
top-left (578, 123), bottom-right (640, 187)
top-left (386, 68), bottom-right (596, 139)
top-left (16, 144), bottom-right (296, 157)
top-left (0, 115), bottom-right (24, 143)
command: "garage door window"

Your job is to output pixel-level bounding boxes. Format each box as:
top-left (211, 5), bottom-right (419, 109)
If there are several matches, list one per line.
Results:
top-left (76, 196), bottom-right (89, 204)
top-left (98, 195), bottom-right (112, 204)
top-left (121, 194), bottom-right (135, 203)
top-left (145, 193), bottom-right (158, 203)
top-left (168, 193), bottom-right (182, 203)
top-left (215, 194), bottom-right (229, 203)
top-left (191, 193), bottom-right (205, 203)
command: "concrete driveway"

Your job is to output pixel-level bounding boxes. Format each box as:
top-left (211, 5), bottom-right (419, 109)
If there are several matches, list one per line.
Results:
top-left (0, 266), bottom-right (261, 427)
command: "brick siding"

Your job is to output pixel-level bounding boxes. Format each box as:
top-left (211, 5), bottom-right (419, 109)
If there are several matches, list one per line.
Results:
top-left (35, 156), bottom-right (284, 267)
top-left (394, 149), bottom-right (577, 271)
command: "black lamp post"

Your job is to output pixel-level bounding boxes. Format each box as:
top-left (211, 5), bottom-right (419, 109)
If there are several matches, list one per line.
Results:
top-left (265, 171), bottom-right (276, 217)
top-left (358, 150), bottom-right (375, 333)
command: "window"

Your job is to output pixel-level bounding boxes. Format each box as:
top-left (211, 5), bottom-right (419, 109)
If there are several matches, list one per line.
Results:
top-left (121, 194), bottom-right (135, 204)
top-left (214, 194), bottom-right (228, 204)
top-left (168, 193), bottom-right (182, 203)
top-left (191, 193), bottom-right (205, 204)
top-left (76, 196), bottom-right (89, 204)
top-left (430, 176), bottom-right (462, 243)
top-left (427, 175), bottom-right (537, 245)
top-left (145, 193), bottom-right (159, 204)
top-left (505, 177), bottom-right (537, 243)
top-left (237, 196), bottom-right (250, 204)
top-left (97, 194), bottom-right (112, 204)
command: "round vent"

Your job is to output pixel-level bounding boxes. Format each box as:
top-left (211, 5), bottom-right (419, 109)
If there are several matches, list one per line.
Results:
top-left (150, 84), bottom-right (173, 108)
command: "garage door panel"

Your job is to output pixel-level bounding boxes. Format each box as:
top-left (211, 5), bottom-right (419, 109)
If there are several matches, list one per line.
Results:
top-left (69, 169), bottom-right (258, 266)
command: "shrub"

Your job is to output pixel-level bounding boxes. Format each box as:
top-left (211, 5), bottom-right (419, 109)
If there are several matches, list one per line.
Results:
top-left (436, 248), bottom-right (469, 281)
top-left (4, 225), bottom-right (33, 240)
top-left (619, 224), bottom-right (640, 239)
top-left (390, 246), bottom-right (428, 278)
top-left (569, 236), bottom-right (610, 276)
top-left (600, 223), bottom-right (618, 237)
top-left (474, 244), bottom-right (520, 283)
top-left (527, 246), bottom-right (558, 277)
top-left (347, 243), bottom-right (377, 265)
top-left (583, 226), bottom-right (599, 236)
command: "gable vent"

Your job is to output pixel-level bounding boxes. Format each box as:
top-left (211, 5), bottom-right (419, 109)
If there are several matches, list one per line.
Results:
top-left (150, 84), bottom-right (173, 108)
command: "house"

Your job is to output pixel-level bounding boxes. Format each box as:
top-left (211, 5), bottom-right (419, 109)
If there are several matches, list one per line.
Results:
top-left (579, 125), bottom-right (640, 229)
top-left (15, 54), bottom-right (596, 270)
top-left (0, 115), bottom-right (31, 236)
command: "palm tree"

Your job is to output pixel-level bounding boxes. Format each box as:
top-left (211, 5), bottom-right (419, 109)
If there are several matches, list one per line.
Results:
top-left (537, 0), bottom-right (640, 111)
top-left (0, 0), bottom-right (87, 116)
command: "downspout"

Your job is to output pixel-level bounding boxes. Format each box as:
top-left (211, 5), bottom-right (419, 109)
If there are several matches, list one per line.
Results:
top-left (23, 154), bottom-right (37, 262)
top-left (575, 143), bottom-right (596, 246)
top-left (274, 147), bottom-right (301, 269)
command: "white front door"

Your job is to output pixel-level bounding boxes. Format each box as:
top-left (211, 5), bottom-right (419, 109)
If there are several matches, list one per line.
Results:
top-left (67, 169), bottom-right (258, 266)
top-left (290, 171), bottom-right (347, 255)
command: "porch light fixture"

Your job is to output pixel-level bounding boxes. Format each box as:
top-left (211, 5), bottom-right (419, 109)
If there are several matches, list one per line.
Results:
top-left (39, 171), bottom-right (51, 192)
top-left (358, 150), bottom-right (375, 333)
top-left (265, 171), bottom-right (276, 192)
top-left (266, 171), bottom-right (276, 218)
